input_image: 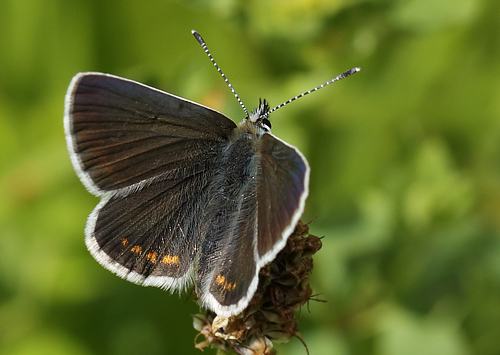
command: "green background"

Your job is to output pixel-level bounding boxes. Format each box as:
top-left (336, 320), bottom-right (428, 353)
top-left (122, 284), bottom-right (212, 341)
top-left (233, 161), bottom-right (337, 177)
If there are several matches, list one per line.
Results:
top-left (1, 0), bottom-right (499, 354)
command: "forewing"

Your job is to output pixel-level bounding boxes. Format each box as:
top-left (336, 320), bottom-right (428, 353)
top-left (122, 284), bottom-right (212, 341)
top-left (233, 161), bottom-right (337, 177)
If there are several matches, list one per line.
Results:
top-left (64, 72), bottom-right (237, 194)
top-left (256, 133), bottom-right (309, 263)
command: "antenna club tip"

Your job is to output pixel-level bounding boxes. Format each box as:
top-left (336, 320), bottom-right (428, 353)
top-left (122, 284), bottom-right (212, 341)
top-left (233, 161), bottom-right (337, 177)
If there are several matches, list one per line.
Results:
top-left (341, 67), bottom-right (361, 78)
top-left (192, 30), bottom-right (204, 44)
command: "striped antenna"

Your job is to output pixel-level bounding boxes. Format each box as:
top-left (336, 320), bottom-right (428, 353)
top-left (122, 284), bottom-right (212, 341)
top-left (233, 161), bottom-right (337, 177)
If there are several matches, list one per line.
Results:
top-left (192, 30), bottom-right (249, 117)
top-left (265, 67), bottom-right (361, 116)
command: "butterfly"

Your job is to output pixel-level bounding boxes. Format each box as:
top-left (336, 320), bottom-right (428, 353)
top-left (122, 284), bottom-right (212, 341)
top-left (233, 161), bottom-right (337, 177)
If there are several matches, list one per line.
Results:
top-left (64, 30), bottom-right (360, 317)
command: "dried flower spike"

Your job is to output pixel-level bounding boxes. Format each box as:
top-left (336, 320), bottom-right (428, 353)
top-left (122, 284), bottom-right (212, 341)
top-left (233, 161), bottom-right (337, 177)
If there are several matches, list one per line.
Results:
top-left (193, 221), bottom-right (322, 354)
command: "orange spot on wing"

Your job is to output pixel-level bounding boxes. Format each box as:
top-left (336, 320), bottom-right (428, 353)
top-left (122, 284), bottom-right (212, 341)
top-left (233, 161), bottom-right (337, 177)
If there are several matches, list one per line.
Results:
top-left (161, 254), bottom-right (180, 265)
top-left (216, 274), bottom-right (237, 291)
top-left (131, 245), bottom-right (142, 254)
top-left (121, 238), bottom-right (128, 247)
top-left (145, 252), bottom-right (157, 263)
top-left (216, 274), bottom-right (226, 285)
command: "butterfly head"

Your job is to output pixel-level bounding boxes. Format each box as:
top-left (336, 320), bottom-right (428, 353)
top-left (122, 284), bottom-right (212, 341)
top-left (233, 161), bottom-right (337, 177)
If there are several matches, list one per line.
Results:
top-left (247, 98), bottom-right (272, 132)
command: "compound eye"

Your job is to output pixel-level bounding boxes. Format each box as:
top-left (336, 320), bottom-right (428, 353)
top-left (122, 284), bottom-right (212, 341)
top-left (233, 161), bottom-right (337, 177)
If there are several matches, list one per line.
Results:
top-left (261, 118), bottom-right (271, 131)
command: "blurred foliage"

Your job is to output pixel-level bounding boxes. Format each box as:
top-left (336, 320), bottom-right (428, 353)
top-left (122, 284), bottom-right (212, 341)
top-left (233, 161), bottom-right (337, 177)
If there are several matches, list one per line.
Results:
top-left (1, 0), bottom-right (499, 354)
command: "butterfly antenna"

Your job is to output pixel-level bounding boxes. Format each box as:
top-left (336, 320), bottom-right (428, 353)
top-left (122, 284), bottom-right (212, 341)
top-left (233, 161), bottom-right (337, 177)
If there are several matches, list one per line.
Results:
top-left (192, 30), bottom-right (249, 117)
top-left (266, 67), bottom-right (361, 116)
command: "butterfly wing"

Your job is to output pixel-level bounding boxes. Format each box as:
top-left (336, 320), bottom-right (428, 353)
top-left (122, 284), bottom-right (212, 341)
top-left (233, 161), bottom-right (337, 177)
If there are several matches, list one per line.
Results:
top-left (64, 72), bottom-right (236, 194)
top-left (86, 165), bottom-right (216, 291)
top-left (196, 131), bottom-right (309, 316)
top-left (65, 72), bottom-right (237, 290)
top-left (255, 133), bottom-right (309, 262)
